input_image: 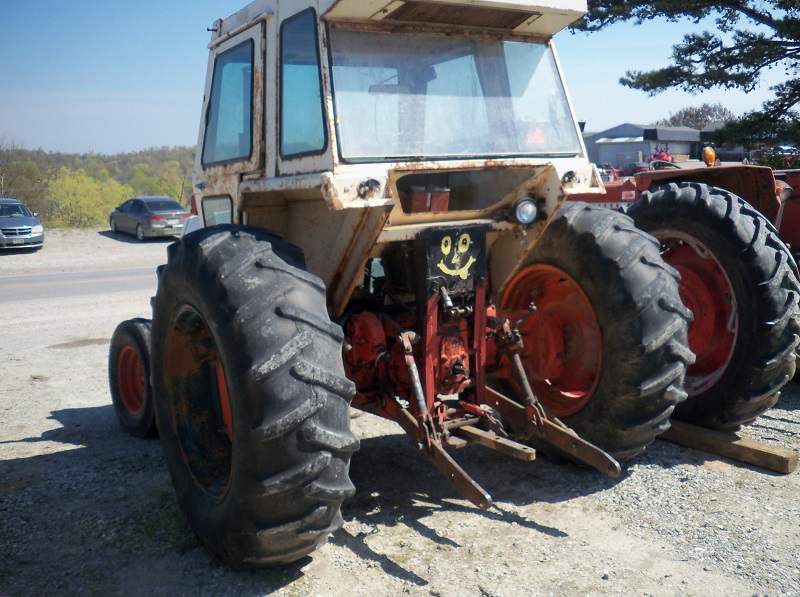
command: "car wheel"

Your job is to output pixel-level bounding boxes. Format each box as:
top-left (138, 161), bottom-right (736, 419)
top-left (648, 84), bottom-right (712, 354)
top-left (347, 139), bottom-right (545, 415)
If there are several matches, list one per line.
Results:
top-left (136, 224), bottom-right (145, 242)
top-left (110, 217), bottom-right (117, 233)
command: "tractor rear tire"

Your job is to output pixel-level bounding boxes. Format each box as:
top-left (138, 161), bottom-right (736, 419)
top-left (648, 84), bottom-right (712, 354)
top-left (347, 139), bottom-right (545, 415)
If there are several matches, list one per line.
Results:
top-left (151, 225), bottom-right (359, 568)
top-left (627, 182), bottom-right (800, 430)
top-left (109, 318), bottom-right (157, 438)
top-left (501, 202), bottom-right (694, 460)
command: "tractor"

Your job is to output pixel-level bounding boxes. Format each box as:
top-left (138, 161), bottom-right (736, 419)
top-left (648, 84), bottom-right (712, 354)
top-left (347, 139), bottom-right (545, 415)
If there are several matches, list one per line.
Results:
top-left (107, 0), bottom-right (797, 568)
top-left (571, 152), bottom-right (800, 431)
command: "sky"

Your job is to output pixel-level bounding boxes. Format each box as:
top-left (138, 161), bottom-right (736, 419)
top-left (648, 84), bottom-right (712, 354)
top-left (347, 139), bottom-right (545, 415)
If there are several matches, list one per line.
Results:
top-left (0, 1), bottom-right (781, 154)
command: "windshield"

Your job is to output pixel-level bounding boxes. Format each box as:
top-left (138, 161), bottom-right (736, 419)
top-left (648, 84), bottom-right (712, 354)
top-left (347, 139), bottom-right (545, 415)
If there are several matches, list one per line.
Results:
top-left (328, 29), bottom-right (582, 161)
top-left (0, 203), bottom-right (31, 218)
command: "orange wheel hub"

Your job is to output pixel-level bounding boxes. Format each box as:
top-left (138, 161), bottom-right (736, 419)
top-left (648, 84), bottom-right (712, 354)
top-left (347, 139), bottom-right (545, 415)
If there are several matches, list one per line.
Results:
top-left (502, 264), bottom-right (602, 417)
top-left (117, 345), bottom-right (145, 415)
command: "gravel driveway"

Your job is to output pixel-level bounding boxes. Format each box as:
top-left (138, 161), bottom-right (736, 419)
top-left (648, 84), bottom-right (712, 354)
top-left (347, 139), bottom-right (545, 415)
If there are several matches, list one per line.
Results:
top-left (1, 229), bottom-right (798, 596)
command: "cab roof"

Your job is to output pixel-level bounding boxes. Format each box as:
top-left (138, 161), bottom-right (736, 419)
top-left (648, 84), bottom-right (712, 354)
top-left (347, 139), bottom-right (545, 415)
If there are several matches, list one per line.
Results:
top-left (213, 0), bottom-right (586, 41)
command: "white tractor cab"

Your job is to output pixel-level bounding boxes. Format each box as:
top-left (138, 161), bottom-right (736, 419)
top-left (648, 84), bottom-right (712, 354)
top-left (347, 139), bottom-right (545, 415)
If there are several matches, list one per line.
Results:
top-left (193, 0), bottom-right (601, 316)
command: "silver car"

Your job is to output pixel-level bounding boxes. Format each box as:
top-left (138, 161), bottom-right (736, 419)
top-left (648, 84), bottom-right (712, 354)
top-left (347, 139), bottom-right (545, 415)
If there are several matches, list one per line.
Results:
top-left (109, 196), bottom-right (191, 241)
top-left (0, 198), bottom-right (44, 250)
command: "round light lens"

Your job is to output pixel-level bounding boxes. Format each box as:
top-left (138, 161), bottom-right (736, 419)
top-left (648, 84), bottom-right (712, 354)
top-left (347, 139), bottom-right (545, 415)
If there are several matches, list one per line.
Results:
top-left (703, 146), bottom-right (717, 166)
top-left (514, 199), bottom-right (538, 226)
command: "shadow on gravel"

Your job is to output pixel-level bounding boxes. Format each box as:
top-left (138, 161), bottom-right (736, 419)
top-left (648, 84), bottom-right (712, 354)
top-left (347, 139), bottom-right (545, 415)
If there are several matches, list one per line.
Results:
top-left (4, 405), bottom-right (602, 594)
top-left (7, 396), bottom-right (792, 595)
top-left (0, 246), bottom-right (41, 256)
top-left (0, 405), bottom-right (305, 596)
top-left (98, 230), bottom-right (177, 245)
top-left (348, 431), bottom-right (625, 510)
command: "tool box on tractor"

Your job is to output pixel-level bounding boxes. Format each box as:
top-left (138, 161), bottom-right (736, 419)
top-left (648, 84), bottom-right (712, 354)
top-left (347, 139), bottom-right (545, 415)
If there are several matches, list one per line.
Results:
top-left (107, 0), bottom-right (798, 568)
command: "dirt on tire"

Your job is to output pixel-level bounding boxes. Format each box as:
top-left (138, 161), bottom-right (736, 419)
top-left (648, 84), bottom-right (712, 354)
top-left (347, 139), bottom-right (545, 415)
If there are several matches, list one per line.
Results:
top-left (504, 202), bottom-right (693, 460)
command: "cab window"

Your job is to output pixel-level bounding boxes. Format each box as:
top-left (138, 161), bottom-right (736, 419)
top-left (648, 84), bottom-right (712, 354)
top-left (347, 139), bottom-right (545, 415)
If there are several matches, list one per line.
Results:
top-left (202, 41), bottom-right (254, 166)
top-left (280, 9), bottom-right (326, 157)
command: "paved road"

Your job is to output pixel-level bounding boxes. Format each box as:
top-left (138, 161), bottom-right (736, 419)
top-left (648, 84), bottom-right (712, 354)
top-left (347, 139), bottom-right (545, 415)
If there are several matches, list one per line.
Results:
top-left (0, 266), bottom-right (158, 303)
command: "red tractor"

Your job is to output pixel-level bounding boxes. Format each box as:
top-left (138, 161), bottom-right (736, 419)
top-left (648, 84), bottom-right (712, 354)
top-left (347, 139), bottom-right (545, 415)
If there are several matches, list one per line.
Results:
top-left (573, 149), bottom-right (800, 431)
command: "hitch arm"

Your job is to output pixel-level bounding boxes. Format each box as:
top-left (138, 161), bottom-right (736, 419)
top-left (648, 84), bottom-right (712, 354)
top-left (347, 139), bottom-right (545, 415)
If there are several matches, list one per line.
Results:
top-left (485, 387), bottom-right (621, 478)
top-left (395, 407), bottom-right (493, 510)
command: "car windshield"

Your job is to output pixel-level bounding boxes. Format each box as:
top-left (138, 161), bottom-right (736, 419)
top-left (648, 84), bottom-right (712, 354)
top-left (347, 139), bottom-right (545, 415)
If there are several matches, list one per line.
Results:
top-left (328, 29), bottom-right (582, 161)
top-left (0, 203), bottom-right (31, 218)
top-left (145, 199), bottom-right (185, 212)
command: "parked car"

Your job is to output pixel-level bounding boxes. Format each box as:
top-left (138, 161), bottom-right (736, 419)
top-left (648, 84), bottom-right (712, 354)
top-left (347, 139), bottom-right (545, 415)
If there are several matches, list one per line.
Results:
top-left (109, 196), bottom-right (191, 241)
top-left (772, 144), bottom-right (798, 155)
top-left (618, 162), bottom-right (650, 177)
top-left (0, 198), bottom-right (44, 250)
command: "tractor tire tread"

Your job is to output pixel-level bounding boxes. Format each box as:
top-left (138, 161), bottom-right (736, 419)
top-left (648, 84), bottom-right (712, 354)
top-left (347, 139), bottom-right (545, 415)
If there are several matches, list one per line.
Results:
top-left (627, 182), bottom-right (800, 430)
top-left (525, 202), bottom-right (693, 460)
top-left (151, 224), bottom-right (357, 568)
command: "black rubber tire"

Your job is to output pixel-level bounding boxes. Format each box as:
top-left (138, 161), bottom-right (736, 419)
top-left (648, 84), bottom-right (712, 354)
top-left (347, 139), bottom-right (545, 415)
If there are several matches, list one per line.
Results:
top-left (151, 225), bottom-right (359, 568)
top-left (136, 224), bottom-right (145, 242)
top-left (108, 318), bottom-right (157, 438)
top-left (627, 182), bottom-right (800, 430)
top-left (509, 202), bottom-right (694, 460)
top-left (110, 217), bottom-right (117, 233)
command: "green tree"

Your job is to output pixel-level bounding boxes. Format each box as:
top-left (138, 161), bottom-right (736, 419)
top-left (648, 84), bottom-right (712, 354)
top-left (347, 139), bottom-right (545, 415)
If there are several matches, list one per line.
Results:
top-left (576, 1), bottom-right (800, 141)
top-left (127, 160), bottom-right (190, 203)
top-left (662, 102), bottom-right (737, 130)
top-left (129, 168), bottom-right (163, 197)
top-left (46, 168), bottom-right (132, 228)
top-left (0, 138), bottom-right (50, 216)
top-left (0, 145), bottom-right (195, 227)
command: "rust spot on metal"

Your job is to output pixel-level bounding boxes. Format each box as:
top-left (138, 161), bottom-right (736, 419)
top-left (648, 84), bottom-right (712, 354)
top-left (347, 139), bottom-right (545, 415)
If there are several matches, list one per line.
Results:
top-left (387, 1), bottom-right (536, 30)
top-left (320, 172), bottom-right (344, 210)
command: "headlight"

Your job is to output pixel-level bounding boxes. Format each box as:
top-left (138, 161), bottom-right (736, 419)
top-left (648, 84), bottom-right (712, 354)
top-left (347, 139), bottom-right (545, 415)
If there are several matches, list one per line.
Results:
top-left (513, 198), bottom-right (538, 226)
top-left (32, 225), bottom-right (44, 234)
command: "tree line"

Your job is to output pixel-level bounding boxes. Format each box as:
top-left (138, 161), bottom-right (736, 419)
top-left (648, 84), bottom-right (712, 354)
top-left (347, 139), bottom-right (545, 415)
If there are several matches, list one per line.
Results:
top-left (0, 140), bottom-right (194, 229)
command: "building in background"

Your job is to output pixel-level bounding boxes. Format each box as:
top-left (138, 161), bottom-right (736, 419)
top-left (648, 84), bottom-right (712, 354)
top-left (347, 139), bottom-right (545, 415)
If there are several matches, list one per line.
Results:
top-left (584, 123), bottom-right (701, 167)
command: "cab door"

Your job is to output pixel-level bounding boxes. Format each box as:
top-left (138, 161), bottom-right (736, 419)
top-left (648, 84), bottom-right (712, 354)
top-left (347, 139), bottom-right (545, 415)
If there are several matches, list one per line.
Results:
top-left (195, 21), bottom-right (265, 226)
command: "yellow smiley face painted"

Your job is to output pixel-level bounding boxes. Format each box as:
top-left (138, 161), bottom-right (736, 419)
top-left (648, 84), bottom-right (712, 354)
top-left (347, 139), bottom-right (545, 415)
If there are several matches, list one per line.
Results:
top-left (436, 233), bottom-right (476, 280)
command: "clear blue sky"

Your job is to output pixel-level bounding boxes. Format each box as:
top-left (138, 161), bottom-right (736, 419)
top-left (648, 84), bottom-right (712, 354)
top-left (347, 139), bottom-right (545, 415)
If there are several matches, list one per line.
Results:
top-left (0, 1), bottom-right (776, 154)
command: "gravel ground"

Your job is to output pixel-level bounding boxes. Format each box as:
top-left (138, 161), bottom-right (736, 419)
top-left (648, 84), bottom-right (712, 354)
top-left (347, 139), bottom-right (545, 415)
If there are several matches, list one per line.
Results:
top-left (1, 229), bottom-right (799, 596)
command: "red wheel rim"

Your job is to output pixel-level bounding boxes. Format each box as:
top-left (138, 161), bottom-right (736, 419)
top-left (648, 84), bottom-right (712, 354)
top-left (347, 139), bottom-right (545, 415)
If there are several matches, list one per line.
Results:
top-left (117, 345), bottom-right (145, 415)
top-left (164, 305), bottom-right (233, 500)
top-left (655, 230), bottom-right (737, 395)
top-left (501, 264), bottom-right (602, 417)
top-left (215, 361), bottom-right (233, 442)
